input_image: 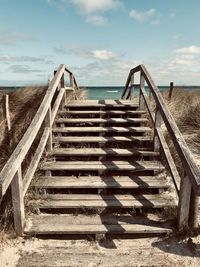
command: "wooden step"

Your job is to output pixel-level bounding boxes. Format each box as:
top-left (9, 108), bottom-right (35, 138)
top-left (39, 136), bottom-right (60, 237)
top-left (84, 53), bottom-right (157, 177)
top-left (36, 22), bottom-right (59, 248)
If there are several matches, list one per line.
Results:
top-left (40, 160), bottom-right (164, 172)
top-left (52, 126), bottom-right (152, 133)
top-left (55, 118), bottom-right (148, 124)
top-left (31, 194), bottom-right (176, 209)
top-left (24, 214), bottom-right (174, 235)
top-left (65, 100), bottom-right (138, 108)
top-left (50, 148), bottom-right (159, 157)
top-left (58, 110), bottom-right (146, 115)
top-left (34, 175), bottom-right (169, 189)
top-left (53, 136), bottom-right (152, 144)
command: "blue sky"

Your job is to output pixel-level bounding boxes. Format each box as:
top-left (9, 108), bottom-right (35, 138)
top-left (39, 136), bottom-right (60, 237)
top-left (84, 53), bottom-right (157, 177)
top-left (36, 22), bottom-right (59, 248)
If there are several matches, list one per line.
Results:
top-left (0, 0), bottom-right (200, 86)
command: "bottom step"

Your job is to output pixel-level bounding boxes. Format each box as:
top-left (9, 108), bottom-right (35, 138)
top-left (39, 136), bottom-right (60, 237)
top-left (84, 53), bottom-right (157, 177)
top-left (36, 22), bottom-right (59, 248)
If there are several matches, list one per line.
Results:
top-left (24, 214), bottom-right (174, 235)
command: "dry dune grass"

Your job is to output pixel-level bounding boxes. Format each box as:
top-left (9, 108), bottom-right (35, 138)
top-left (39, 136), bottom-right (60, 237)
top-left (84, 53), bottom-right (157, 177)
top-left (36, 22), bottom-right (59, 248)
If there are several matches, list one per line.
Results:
top-left (161, 89), bottom-right (200, 174)
top-left (0, 86), bottom-right (48, 233)
top-left (0, 86), bottom-right (86, 232)
top-left (0, 86), bottom-right (47, 170)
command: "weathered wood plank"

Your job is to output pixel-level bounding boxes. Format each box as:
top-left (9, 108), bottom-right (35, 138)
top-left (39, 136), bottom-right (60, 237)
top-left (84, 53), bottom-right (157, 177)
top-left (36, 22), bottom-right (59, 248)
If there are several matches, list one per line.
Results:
top-left (55, 118), bottom-right (148, 123)
top-left (65, 102), bottom-right (138, 108)
top-left (32, 194), bottom-right (176, 209)
top-left (52, 126), bottom-right (152, 133)
top-left (177, 175), bottom-right (191, 231)
top-left (44, 108), bottom-right (52, 152)
top-left (122, 64), bottom-right (200, 194)
top-left (41, 160), bottom-right (164, 172)
top-left (50, 148), bottom-right (159, 157)
top-left (58, 110), bottom-right (146, 115)
top-left (140, 65), bottom-right (200, 194)
top-left (2, 94), bottom-right (11, 131)
top-left (24, 214), bottom-right (173, 235)
top-left (156, 128), bottom-right (181, 193)
top-left (189, 189), bottom-right (199, 229)
top-left (154, 109), bottom-right (162, 152)
top-left (51, 88), bottom-right (65, 125)
top-left (34, 175), bottom-right (169, 189)
top-left (139, 73), bottom-right (145, 110)
top-left (0, 64), bottom-right (66, 198)
top-left (140, 86), bottom-right (155, 123)
top-left (53, 136), bottom-right (152, 143)
top-left (11, 166), bottom-right (24, 236)
top-left (23, 128), bottom-right (50, 196)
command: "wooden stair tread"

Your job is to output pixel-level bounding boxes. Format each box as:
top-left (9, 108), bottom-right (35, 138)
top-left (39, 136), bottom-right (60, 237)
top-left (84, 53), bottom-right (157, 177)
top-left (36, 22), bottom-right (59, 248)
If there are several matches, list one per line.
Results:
top-left (52, 126), bottom-right (152, 133)
top-left (53, 136), bottom-right (152, 143)
top-left (65, 100), bottom-right (138, 108)
top-left (50, 148), bottom-right (159, 157)
top-left (58, 110), bottom-right (146, 115)
top-left (40, 160), bottom-right (164, 171)
top-left (24, 214), bottom-right (174, 235)
top-left (34, 175), bottom-right (169, 189)
top-left (31, 194), bottom-right (176, 209)
top-left (55, 118), bottom-right (148, 123)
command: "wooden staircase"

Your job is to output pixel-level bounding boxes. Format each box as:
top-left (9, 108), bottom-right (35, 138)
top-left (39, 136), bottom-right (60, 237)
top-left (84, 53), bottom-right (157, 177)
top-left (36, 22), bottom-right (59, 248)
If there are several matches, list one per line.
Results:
top-left (24, 100), bottom-right (176, 236)
top-left (1, 64), bottom-right (199, 238)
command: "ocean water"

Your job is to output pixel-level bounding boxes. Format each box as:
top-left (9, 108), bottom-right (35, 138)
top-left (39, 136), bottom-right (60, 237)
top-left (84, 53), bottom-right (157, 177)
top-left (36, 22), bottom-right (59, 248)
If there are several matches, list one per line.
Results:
top-left (1, 86), bottom-right (200, 100)
top-left (85, 86), bottom-right (200, 100)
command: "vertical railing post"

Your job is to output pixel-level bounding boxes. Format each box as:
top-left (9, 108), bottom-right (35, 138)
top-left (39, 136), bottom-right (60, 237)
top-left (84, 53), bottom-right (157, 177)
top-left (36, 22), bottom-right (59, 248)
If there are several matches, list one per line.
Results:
top-left (168, 82), bottom-right (174, 100)
top-left (70, 74), bottom-right (74, 88)
top-left (139, 72), bottom-right (145, 110)
top-left (11, 166), bottom-right (25, 236)
top-left (154, 108), bottom-right (162, 152)
top-left (2, 94), bottom-right (11, 132)
top-left (127, 74), bottom-right (134, 99)
top-left (45, 107), bottom-right (52, 152)
top-left (189, 189), bottom-right (199, 229)
top-left (177, 174), bottom-right (192, 231)
top-left (60, 74), bottom-right (66, 108)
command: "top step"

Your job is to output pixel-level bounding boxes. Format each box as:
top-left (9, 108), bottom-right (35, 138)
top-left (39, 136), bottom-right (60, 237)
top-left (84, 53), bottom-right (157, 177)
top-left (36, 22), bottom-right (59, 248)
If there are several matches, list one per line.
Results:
top-left (66, 100), bottom-right (139, 108)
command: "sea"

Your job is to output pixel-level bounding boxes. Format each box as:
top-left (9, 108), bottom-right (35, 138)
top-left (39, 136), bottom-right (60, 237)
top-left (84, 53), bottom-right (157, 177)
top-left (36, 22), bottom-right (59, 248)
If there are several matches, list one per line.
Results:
top-left (85, 86), bottom-right (200, 100)
top-left (1, 86), bottom-right (200, 100)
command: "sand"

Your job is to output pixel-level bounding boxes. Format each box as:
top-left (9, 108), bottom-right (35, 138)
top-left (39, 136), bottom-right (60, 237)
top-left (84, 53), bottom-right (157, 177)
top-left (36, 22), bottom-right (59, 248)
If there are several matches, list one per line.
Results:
top-left (0, 235), bottom-right (200, 267)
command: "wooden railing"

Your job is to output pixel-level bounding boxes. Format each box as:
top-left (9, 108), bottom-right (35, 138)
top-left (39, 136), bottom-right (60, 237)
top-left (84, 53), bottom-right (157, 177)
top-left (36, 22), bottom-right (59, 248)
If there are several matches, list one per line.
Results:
top-left (122, 64), bottom-right (200, 231)
top-left (0, 64), bottom-right (79, 235)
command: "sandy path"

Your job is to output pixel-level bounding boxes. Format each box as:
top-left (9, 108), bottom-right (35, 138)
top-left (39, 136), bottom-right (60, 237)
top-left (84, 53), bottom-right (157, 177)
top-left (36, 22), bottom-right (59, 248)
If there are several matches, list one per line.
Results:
top-left (0, 235), bottom-right (200, 267)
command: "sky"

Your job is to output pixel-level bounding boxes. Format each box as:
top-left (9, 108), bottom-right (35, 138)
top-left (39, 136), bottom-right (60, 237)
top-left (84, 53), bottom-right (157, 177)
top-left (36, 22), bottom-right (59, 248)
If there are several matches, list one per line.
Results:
top-left (0, 0), bottom-right (200, 86)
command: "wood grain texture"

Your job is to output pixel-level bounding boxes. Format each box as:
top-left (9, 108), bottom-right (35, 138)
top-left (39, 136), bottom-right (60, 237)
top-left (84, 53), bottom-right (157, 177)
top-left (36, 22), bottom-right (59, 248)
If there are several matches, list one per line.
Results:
top-left (11, 166), bottom-right (24, 236)
top-left (0, 64), bottom-right (66, 198)
top-left (50, 148), bottom-right (159, 157)
top-left (52, 126), bottom-right (152, 133)
top-left (24, 214), bottom-right (173, 235)
top-left (53, 136), bottom-right (152, 143)
top-left (23, 128), bottom-right (50, 196)
top-left (34, 175), bottom-right (168, 189)
top-left (31, 193), bottom-right (176, 209)
top-left (40, 160), bottom-right (164, 172)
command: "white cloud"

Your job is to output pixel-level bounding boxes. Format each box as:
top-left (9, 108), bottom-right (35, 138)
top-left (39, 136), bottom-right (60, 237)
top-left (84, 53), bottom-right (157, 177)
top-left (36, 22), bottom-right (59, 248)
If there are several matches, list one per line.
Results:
top-left (8, 65), bottom-right (42, 74)
top-left (54, 45), bottom-right (116, 61)
top-left (175, 46), bottom-right (200, 54)
top-left (47, 0), bottom-right (121, 26)
top-left (86, 15), bottom-right (107, 26)
top-left (92, 50), bottom-right (115, 60)
top-left (70, 0), bottom-right (120, 15)
top-left (169, 45), bottom-right (200, 67)
top-left (0, 55), bottom-right (44, 62)
top-left (0, 32), bottom-right (32, 46)
top-left (129, 8), bottom-right (157, 23)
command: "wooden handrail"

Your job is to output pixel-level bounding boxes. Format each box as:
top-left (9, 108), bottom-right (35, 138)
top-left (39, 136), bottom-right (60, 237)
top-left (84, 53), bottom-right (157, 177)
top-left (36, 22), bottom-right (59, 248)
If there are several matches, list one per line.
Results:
top-left (0, 64), bottom-right (80, 199)
top-left (0, 64), bottom-right (79, 235)
top-left (122, 64), bottom-right (200, 230)
top-left (122, 64), bottom-right (200, 195)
